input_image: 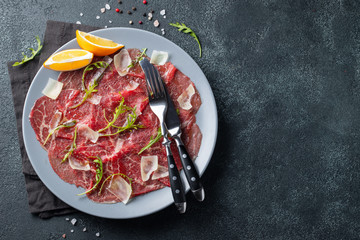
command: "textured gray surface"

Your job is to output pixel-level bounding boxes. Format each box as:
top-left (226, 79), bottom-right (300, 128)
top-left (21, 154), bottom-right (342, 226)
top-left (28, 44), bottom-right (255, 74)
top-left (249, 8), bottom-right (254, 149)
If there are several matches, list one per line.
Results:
top-left (2, 0), bottom-right (360, 239)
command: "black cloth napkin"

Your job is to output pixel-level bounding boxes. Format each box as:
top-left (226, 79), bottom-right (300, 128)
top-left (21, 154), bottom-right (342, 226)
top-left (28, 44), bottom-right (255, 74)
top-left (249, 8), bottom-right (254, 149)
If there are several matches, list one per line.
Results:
top-left (7, 20), bottom-right (99, 219)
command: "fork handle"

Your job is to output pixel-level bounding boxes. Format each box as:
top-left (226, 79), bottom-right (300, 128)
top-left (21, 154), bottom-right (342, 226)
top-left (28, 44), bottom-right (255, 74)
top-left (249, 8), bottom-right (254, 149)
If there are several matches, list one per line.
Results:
top-left (164, 143), bottom-right (187, 213)
top-left (173, 136), bottom-right (205, 202)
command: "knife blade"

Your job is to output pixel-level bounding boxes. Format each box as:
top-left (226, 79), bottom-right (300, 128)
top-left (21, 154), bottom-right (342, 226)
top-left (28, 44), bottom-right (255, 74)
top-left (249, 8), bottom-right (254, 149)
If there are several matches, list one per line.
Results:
top-left (162, 79), bottom-right (205, 202)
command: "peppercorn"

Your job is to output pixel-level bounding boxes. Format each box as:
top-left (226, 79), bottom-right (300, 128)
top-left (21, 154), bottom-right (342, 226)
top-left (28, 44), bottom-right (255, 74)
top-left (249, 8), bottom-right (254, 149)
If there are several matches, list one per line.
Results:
top-left (115, 8), bottom-right (120, 12)
top-left (132, 7), bottom-right (137, 11)
top-left (127, 10), bottom-right (132, 14)
top-left (143, 13), bottom-right (147, 17)
top-left (118, 0), bottom-right (122, 3)
top-left (119, 10), bottom-right (123, 13)
top-left (150, 10), bottom-right (154, 13)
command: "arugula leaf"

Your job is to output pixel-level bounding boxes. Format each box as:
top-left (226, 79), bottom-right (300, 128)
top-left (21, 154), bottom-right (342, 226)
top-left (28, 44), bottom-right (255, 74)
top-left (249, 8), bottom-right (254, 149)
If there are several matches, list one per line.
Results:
top-left (99, 103), bottom-right (143, 137)
top-left (43, 120), bottom-right (77, 145)
top-left (127, 48), bottom-right (147, 68)
top-left (13, 36), bottom-right (43, 66)
top-left (169, 22), bottom-right (202, 57)
top-left (62, 127), bottom-right (78, 163)
top-left (98, 173), bottom-right (132, 196)
top-left (97, 96), bottom-right (128, 133)
top-left (138, 127), bottom-right (162, 155)
top-left (77, 156), bottom-right (103, 196)
top-left (71, 61), bottom-right (110, 109)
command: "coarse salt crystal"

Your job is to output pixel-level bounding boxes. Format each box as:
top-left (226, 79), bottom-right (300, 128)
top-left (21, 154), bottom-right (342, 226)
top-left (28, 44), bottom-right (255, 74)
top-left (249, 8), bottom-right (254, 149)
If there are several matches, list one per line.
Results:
top-left (148, 16), bottom-right (152, 20)
top-left (109, 20), bottom-right (112, 23)
top-left (65, 218), bottom-right (70, 221)
top-left (163, 15), bottom-right (166, 18)
top-left (83, 227), bottom-right (87, 232)
top-left (101, 8), bottom-right (106, 13)
top-left (161, 28), bottom-right (164, 31)
top-left (70, 230), bottom-right (74, 233)
top-left (160, 9), bottom-right (165, 15)
top-left (105, 26), bottom-right (108, 28)
top-left (80, 13), bottom-right (83, 16)
top-left (148, 12), bottom-right (153, 18)
top-left (162, 31), bottom-right (165, 35)
top-left (76, 21), bottom-right (81, 24)
top-left (105, 4), bottom-right (111, 10)
top-left (71, 218), bottom-right (77, 226)
top-left (96, 16), bottom-right (100, 19)
top-left (154, 20), bottom-right (159, 27)
top-left (96, 232), bottom-right (100, 237)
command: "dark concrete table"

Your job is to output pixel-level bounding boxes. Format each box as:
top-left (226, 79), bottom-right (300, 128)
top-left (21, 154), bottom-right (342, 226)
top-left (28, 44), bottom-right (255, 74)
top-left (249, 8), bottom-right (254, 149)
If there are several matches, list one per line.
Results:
top-left (2, 0), bottom-right (360, 239)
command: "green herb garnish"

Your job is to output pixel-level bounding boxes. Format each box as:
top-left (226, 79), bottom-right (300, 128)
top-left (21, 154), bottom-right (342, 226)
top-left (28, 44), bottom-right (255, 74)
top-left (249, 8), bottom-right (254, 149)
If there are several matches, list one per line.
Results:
top-left (169, 22), bottom-right (202, 57)
top-left (128, 48), bottom-right (147, 68)
top-left (138, 127), bottom-right (162, 155)
top-left (77, 156), bottom-right (103, 196)
top-left (99, 103), bottom-right (143, 137)
top-left (62, 127), bottom-right (78, 163)
top-left (98, 96), bottom-right (128, 133)
top-left (71, 61), bottom-right (110, 109)
top-left (98, 173), bottom-right (132, 196)
top-left (13, 36), bottom-right (43, 66)
top-left (43, 120), bottom-right (76, 145)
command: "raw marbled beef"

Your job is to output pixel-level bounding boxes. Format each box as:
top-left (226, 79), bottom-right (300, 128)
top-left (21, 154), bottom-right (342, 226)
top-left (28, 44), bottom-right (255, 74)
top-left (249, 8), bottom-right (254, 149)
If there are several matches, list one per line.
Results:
top-left (29, 48), bottom-right (202, 203)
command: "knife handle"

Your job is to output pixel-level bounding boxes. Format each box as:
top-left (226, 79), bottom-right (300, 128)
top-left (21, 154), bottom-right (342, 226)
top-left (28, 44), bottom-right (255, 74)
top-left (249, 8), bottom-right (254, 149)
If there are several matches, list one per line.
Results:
top-left (173, 136), bottom-right (205, 202)
top-left (164, 143), bottom-right (187, 213)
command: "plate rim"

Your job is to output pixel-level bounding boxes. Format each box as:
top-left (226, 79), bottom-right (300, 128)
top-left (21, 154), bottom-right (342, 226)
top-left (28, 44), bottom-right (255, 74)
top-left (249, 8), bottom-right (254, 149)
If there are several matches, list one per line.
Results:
top-left (22, 27), bottom-right (218, 219)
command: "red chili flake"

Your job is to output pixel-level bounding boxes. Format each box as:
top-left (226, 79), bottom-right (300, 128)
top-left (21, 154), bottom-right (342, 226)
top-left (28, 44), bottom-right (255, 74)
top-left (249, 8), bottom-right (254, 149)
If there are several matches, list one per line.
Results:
top-left (139, 21), bottom-right (143, 24)
top-left (116, 8), bottom-right (120, 12)
top-left (143, 0), bottom-right (147, 4)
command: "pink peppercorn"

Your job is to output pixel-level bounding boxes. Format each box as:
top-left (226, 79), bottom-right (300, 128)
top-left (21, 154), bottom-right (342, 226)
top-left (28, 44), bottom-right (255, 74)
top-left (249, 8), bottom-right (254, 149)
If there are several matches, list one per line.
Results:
top-left (139, 21), bottom-right (143, 24)
top-left (143, 0), bottom-right (147, 4)
top-left (115, 8), bottom-right (120, 12)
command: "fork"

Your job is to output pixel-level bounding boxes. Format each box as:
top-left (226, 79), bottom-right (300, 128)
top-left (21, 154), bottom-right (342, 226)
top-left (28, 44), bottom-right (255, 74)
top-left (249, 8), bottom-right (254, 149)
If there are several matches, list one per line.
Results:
top-left (140, 59), bottom-right (186, 214)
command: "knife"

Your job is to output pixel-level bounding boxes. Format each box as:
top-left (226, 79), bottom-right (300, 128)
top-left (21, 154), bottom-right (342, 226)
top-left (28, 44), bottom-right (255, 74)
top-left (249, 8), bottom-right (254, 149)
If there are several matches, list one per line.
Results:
top-left (140, 59), bottom-right (186, 213)
top-left (163, 80), bottom-right (205, 202)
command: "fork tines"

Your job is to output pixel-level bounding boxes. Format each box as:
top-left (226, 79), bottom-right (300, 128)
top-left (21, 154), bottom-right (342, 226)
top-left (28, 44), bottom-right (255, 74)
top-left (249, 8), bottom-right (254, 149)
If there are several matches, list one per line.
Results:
top-left (142, 61), bottom-right (166, 99)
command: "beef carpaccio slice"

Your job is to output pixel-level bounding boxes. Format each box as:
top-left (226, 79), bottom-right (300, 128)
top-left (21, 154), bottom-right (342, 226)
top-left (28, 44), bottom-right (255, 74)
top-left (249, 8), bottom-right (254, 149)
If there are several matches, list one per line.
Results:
top-left (29, 48), bottom-right (202, 203)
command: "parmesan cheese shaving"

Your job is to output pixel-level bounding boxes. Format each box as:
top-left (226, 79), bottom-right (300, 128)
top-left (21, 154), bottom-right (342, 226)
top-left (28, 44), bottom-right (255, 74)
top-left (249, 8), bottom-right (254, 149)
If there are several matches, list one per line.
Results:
top-left (87, 94), bottom-right (102, 105)
top-left (151, 165), bottom-right (169, 180)
top-left (88, 56), bottom-right (113, 87)
top-left (177, 84), bottom-right (195, 110)
top-left (107, 175), bottom-right (132, 204)
top-left (125, 80), bottom-right (139, 91)
top-left (78, 124), bottom-right (99, 143)
top-left (69, 157), bottom-right (90, 171)
top-left (150, 50), bottom-right (168, 65)
top-left (42, 78), bottom-right (64, 100)
top-left (114, 49), bottom-right (131, 76)
top-left (141, 155), bottom-right (158, 181)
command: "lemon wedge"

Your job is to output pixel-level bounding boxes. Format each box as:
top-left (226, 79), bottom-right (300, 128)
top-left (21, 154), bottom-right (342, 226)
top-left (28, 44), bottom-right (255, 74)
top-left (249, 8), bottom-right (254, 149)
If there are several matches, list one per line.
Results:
top-left (43, 49), bottom-right (94, 71)
top-left (76, 30), bottom-right (124, 56)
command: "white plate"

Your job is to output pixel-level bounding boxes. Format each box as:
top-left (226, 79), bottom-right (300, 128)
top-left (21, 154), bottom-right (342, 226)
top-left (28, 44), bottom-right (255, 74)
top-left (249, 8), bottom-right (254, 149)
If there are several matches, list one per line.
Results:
top-left (22, 28), bottom-right (218, 219)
